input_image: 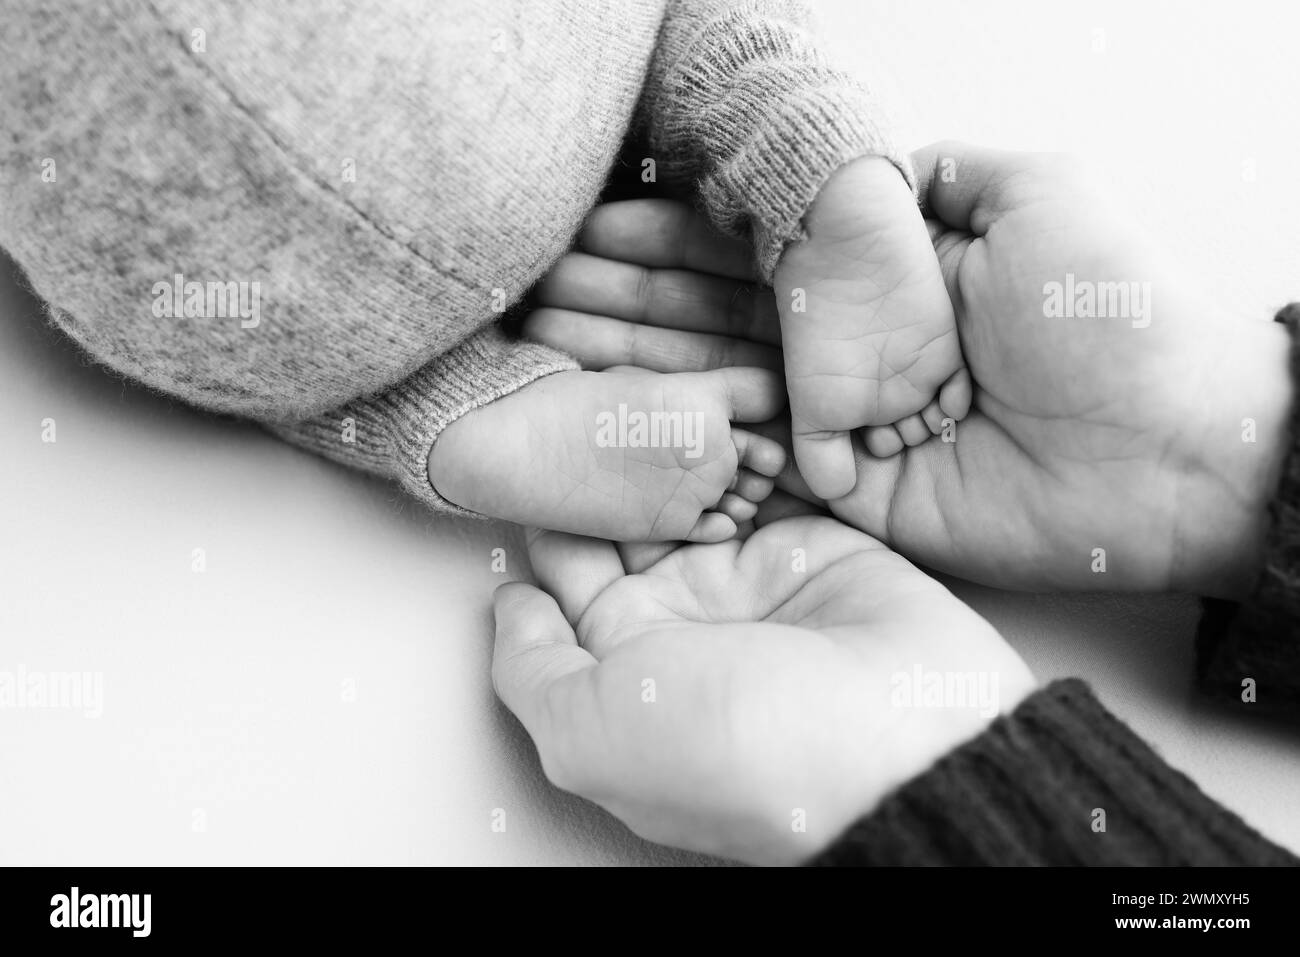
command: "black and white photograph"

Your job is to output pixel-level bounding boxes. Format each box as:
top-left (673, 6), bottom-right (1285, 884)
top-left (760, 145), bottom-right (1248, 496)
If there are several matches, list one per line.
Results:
top-left (1, 0), bottom-right (1297, 924)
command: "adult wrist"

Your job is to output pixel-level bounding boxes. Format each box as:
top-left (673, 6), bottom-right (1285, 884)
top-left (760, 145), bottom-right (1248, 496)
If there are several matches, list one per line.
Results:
top-left (1194, 303), bottom-right (1300, 716)
top-left (1175, 315), bottom-right (1293, 599)
top-left (809, 679), bottom-right (1298, 865)
top-left (784, 655), bottom-right (1034, 865)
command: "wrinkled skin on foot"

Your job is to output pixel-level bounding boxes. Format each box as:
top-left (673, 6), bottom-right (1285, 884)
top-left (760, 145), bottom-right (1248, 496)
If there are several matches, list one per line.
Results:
top-left (774, 155), bottom-right (969, 500)
top-left (428, 367), bottom-right (786, 542)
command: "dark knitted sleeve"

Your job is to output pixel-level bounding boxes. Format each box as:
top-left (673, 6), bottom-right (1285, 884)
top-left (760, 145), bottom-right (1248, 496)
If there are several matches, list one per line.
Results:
top-left (1196, 303), bottom-right (1300, 718)
top-left (809, 679), bottom-right (1297, 866)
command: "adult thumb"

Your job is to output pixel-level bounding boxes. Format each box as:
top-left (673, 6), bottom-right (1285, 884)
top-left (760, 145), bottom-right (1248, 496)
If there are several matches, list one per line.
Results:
top-left (491, 582), bottom-right (595, 740)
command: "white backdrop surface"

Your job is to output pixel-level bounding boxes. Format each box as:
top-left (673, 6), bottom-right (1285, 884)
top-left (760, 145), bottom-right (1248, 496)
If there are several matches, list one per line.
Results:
top-left (2, 0), bottom-right (1297, 864)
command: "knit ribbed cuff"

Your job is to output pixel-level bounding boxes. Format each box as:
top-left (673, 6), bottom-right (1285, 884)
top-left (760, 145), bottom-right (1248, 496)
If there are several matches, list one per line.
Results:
top-left (643, 4), bottom-right (913, 283)
top-left (372, 324), bottom-right (579, 516)
top-left (703, 77), bottom-right (914, 282)
top-left (1195, 303), bottom-right (1300, 718)
top-left (809, 679), bottom-right (1296, 866)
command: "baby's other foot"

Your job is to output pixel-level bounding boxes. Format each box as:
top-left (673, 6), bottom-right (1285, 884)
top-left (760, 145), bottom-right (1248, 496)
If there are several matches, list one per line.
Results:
top-left (427, 368), bottom-right (787, 542)
top-left (774, 156), bottom-right (970, 499)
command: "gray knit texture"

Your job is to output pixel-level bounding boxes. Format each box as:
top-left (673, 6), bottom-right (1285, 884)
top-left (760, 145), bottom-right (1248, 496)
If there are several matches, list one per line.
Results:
top-left (0, 0), bottom-right (904, 512)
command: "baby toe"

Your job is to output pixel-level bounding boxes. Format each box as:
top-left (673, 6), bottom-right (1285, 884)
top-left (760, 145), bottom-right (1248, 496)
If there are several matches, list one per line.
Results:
top-left (921, 397), bottom-right (946, 434)
top-left (731, 468), bottom-right (775, 503)
top-left (863, 424), bottom-right (905, 458)
top-left (685, 511), bottom-right (739, 544)
top-left (939, 367), bottom-right (973, 421)
top-left (716, 493), bottom-right (759, 525)
top-left (896, 413), bottom-right (930, 447)
top-left (732, 427), bottom-right (786, 477)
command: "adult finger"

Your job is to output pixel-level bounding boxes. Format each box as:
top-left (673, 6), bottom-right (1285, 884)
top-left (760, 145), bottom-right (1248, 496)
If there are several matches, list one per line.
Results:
top-left (911, 140), bottom-right (1060, 236)
top-left (523, 308), bottom-right (782, 372)
top-left (491, 582), bottom-right (596, 743)
top-left (925, 217), bottom-right (974, 315)
top-left (525, 528), bottom-right (626, 627)
top-left (616, 540), bottom-right (683, 575)
top-left (753, 489), bottom-right (828, 526)
top-left (580, 199), bottom-right (757, 280)
top-left (535, 252), bottom-right (781, 344)
top-left (748, 416), bottom-right (825, 508)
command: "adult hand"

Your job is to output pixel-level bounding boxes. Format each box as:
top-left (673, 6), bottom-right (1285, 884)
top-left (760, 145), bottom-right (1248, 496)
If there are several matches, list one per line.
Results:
top-left (526, 145), bottom-right (1294, 598)
top-left (491, 515), bottom-right (1034, 865)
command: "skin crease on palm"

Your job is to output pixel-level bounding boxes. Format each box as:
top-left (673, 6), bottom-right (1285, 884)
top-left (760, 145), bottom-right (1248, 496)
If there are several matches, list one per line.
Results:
top-left (492, 515), bottom-right (1035, 865)
top-left (523, 143), bottom-right (1295, 600)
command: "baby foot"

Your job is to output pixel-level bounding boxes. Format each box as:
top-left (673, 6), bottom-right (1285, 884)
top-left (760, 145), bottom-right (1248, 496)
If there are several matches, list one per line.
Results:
top-left (774, 155), bottom-right (970, 499)
top-left (427, 367), bottom-right (787, 542)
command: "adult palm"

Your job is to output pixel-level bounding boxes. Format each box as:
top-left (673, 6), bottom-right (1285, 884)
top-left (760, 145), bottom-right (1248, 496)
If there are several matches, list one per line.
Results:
top-left (493, 515), bottom-right (1031, 865)
top-left (526, 143), bottom-right (1291, 598)
top-left (829, 143), bottom-right (1288, 597)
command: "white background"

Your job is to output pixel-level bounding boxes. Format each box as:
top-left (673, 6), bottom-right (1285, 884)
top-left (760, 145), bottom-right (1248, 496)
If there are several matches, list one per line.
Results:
top-left (2, 0), bottom-right (1298, 864)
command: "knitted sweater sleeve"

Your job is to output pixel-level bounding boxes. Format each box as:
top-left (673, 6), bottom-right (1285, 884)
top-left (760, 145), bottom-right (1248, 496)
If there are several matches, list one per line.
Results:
top-left (0, 1), bottom-right (583, 516)
top-left (810, 679), bottom-right (1299, 866)
top-left (264, 325), bottom-right (578, 514)
top-left (1196, 303), bottom-right (1300, 717)
top-left (640, 0), bottom-right (912, 281)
